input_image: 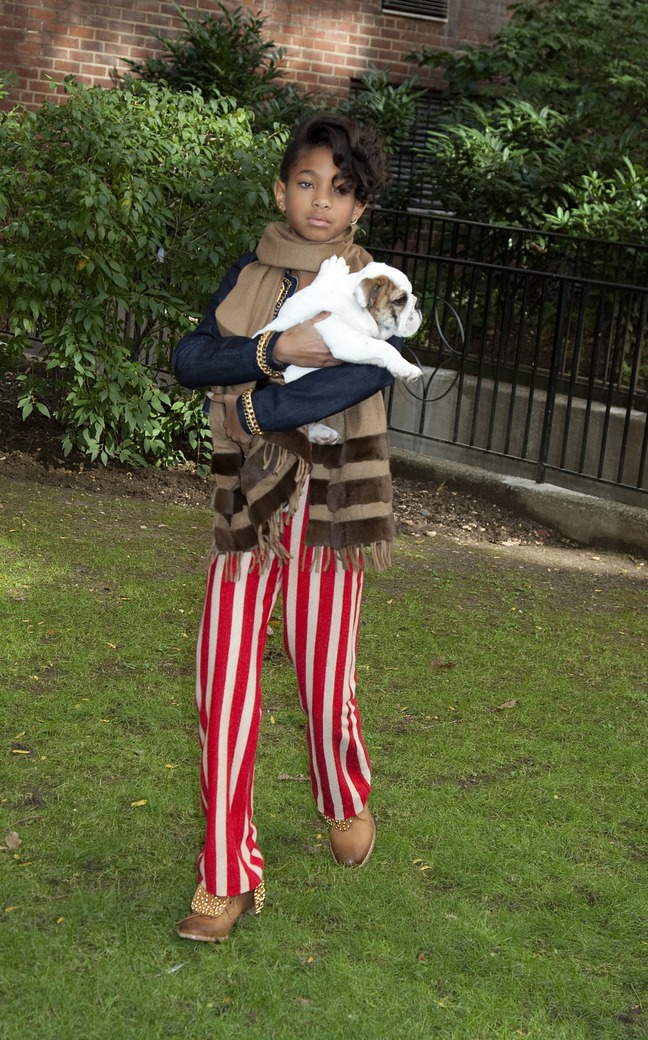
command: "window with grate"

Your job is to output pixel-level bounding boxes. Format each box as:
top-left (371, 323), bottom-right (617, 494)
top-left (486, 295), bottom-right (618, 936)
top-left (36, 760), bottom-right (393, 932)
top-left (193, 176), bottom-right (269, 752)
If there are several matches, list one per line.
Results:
top-left (349, 79), bottom-right (450, 207)
top-left (382, 0), bottom-right (448, 20)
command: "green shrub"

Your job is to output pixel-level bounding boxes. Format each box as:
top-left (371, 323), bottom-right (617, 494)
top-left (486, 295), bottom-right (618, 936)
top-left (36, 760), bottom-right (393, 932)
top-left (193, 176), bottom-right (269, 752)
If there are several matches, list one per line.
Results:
top-left (411, 0), bottom-right (648, 156)
top-left (339, 67), bottom-right (426, 208)
top-left (0, 70), bottom-right (15, 101)
top-left (418, 99), bottom-right (576, 228)
top-left (0, 79), bottom-right (285, 466)
top-left (417, 97), bottom-right (648, 241)
top-left (411, 0), bottom-right (648, 235)
top-left (340, 67), bottom-right (424, 155)
top-left (545, 158), bottom-right (648, 243)
top-left (121, 2), bottom-right (319, 132)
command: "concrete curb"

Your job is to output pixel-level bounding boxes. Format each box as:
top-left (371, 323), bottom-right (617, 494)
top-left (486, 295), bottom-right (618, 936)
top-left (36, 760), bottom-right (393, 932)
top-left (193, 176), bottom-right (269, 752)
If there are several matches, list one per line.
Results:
top-left (391, 447), bottom-right (648, 558)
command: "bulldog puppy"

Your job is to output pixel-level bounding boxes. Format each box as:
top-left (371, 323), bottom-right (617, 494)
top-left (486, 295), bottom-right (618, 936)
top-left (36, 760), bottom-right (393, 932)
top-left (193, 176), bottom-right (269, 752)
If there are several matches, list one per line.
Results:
top-left (254, 255), bottom-right (423, 444)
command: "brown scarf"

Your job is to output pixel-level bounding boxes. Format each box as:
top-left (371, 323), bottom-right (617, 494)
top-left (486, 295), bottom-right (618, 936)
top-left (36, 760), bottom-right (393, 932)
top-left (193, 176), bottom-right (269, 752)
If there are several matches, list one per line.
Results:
top-left (209, 221), bottom-right (395, 579)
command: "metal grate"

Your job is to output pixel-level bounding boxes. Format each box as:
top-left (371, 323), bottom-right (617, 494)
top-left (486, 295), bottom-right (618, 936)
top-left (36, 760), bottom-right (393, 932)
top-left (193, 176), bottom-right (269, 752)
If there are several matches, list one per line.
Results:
top-left (382, 0), bottom-right (448, 20)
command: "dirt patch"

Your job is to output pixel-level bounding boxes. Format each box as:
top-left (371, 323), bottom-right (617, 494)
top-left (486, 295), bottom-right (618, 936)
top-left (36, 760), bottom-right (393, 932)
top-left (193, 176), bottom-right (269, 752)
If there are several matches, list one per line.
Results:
top-left (0, 369), bottom-right (642, 572)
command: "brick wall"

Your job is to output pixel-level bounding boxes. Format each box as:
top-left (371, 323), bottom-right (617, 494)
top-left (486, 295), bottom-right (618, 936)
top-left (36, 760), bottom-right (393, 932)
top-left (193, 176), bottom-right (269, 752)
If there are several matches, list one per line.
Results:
top-left (0, 0), bottom-right (510, 111)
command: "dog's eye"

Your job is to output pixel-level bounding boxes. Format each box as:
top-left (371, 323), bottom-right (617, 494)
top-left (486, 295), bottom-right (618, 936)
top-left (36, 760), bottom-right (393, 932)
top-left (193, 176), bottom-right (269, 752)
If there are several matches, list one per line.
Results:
top-left (392, 294), bottom-right (408, 306)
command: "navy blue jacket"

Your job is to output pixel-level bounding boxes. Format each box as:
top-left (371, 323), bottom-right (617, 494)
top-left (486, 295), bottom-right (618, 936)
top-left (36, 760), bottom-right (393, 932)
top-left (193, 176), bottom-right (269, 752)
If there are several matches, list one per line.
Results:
top-left (172, 251), bottom-right (395, 432)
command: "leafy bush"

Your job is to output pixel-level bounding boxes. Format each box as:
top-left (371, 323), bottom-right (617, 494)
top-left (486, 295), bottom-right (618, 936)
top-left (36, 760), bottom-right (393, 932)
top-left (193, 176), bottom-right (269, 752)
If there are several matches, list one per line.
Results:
top-left (0, 70), bottom-right (15, 101)
top-left (339, 67), bottom-right (426, 208)
top-left (121, 2), bottom-right (318, 132)
top-left (0, 79), bottom-right (285, 466)
top-left (340, 67), bottom-right (424, 154)
top-left (411, 0), bottom-right (648, 236)
top-left (545, 159), bottom-right (648, 243)
top-left (412, 0), bottom-right (648, 154)
top-left (418, 99), bottom-right (577, 228)
top-left (417, 97), bottom-right (648, 241)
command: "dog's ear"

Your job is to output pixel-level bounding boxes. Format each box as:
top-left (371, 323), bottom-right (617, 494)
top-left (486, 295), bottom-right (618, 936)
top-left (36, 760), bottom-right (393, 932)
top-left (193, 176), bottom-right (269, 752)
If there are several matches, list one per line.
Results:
top-left (355, 275), bottom-right (390, 309)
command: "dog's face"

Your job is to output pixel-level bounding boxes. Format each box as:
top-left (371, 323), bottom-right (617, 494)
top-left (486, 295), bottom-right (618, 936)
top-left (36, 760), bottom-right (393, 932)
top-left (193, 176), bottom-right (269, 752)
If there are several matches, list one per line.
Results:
top-left (355, 274), bottom-right (422, 341)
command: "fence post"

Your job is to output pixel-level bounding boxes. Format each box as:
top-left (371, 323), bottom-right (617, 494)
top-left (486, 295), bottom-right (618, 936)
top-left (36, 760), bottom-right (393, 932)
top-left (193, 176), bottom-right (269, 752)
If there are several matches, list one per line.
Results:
top-left (536, 279), bottom-right (568, 485)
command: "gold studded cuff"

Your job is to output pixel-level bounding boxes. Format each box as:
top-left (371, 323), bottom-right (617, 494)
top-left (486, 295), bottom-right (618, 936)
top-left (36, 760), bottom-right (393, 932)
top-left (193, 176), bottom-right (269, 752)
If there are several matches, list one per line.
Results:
top-left (191, 884), bottom-right (228, 917)
top-left (240, 388), bottom-right (262, 436)
top-left (253, 879), bottom-right (266, 914)
top-left (323, 814), bottom-right (353, 831)
top-left (256, 331), bottom-right (285, 378)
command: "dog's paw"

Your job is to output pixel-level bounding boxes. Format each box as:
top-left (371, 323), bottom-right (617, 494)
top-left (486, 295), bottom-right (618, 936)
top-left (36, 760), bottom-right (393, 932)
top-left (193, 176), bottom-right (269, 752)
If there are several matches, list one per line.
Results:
top-left (317, 255), bottom-right (349, 280)
top-left (308, 422), bottom-right (342, 445)
top-left (389, 357), bottom-right (423, 382)
top-left (404, 366), bottom-right (424, 384)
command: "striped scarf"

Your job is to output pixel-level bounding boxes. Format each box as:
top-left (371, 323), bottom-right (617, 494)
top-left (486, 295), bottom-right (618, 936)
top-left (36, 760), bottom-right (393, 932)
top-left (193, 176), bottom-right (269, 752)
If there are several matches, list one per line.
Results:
top-left (209, 221), bottom-right (394, 579)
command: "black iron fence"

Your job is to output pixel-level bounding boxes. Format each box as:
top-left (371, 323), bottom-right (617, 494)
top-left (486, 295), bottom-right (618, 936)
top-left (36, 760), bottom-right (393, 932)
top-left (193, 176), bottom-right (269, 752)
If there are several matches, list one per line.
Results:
top-left (364, 209), bottom-right (648, 504)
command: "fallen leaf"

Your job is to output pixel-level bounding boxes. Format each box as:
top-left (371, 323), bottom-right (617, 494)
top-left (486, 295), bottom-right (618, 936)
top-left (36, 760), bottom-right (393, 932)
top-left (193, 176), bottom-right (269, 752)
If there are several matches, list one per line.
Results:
top-left (4, 832), bottom-right (21, 850)
top-left (130, 799), bottom-right (148, 807)
top-left (495, 699), bottom-right (519, 710)
top-left (430, 660), bottom-right (456, 670)
top-left (277, 773), bottom-right (309, 782)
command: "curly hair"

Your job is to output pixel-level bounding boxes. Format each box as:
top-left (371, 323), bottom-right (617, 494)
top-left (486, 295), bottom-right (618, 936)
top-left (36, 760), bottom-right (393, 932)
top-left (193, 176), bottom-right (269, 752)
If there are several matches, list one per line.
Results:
top-left (279, 111), bottom-right (390, 205)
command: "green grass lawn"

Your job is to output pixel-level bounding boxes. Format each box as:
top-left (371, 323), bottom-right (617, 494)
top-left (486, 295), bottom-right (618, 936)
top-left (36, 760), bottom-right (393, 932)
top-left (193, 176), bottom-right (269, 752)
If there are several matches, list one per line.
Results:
top-left (1, 474), bottom-right (646, 1040)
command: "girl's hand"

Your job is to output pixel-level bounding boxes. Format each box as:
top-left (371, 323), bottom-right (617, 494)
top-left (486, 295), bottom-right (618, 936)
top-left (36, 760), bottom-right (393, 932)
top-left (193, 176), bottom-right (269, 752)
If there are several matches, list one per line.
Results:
top-left (273, 313), bottom-right (341, 368)
top-left (207, 391), bottom-right (252, 450)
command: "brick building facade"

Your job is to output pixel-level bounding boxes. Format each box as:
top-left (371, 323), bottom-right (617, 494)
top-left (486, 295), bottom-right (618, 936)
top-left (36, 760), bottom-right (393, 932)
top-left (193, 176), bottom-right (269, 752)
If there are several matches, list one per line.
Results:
top-left (0, 0), bottom-right (510, 111)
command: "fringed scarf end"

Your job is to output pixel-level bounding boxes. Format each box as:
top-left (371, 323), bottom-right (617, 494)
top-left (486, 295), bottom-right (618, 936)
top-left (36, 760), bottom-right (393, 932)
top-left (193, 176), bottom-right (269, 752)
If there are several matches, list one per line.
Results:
top-left (307, 540), bottom-right (392, 574)
top-left (368, 539), bottom-right (393, 572)
top-left (209, 546), bottom-right (273, 582)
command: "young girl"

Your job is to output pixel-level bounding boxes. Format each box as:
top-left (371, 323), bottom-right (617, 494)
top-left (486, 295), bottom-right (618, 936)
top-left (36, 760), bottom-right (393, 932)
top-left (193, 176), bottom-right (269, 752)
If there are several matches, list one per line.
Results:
top-left (173, 112), bottom-right (399, 942)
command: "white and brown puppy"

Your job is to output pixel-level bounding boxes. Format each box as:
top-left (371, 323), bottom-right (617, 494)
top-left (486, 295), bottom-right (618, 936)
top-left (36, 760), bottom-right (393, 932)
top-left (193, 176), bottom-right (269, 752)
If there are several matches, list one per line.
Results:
top-left (254, 254), bottom-right (423, 443)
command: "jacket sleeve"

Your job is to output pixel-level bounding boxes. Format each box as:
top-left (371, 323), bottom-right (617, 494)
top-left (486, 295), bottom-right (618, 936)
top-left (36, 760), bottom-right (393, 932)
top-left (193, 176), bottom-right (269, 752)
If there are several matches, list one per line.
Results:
top-left (248, 362), bottom-right (394, 432)
top-left (172, 254), bottom-right (396, 430)
top-left (172, 253), bottom-right (284, 388)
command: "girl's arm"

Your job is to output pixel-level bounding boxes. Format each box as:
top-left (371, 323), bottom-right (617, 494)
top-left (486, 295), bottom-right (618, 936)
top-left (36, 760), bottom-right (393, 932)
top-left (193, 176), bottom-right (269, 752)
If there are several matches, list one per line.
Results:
top-left (173, 255), bottom-right (395, 434)
top-left (172, 253), bottom-right (288, 387)
top-left (242, 362), bottom-right (393, 432)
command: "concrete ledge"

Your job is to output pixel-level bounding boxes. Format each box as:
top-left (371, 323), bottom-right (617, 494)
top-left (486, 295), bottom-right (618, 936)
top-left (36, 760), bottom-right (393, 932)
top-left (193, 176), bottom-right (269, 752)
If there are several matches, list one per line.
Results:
top-left (391, 447), bottom-right (648, 557)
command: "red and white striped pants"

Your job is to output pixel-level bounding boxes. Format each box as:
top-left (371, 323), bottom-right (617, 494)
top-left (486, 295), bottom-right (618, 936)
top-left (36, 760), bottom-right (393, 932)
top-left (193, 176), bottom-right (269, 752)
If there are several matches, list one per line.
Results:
top-left (194, 486), bottom-right (371, 897)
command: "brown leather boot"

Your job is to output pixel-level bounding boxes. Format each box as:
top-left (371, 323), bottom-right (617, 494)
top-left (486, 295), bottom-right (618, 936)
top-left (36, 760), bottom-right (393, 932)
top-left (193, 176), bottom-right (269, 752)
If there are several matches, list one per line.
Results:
top-left (325, 806), bottom-right (376, 867)
top-left (176, 881), bottom-right (265, 942)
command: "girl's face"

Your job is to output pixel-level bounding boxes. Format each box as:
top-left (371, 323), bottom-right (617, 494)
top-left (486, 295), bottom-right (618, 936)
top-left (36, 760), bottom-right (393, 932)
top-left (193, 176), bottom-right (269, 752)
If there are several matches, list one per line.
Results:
top-left (274, 146), bottom-right (366, 242)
